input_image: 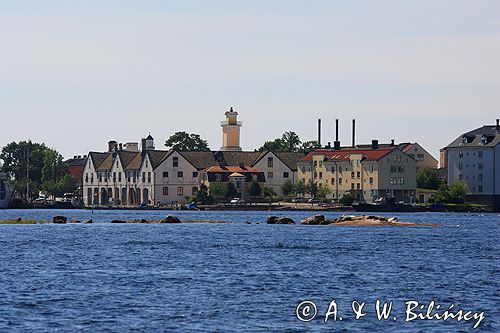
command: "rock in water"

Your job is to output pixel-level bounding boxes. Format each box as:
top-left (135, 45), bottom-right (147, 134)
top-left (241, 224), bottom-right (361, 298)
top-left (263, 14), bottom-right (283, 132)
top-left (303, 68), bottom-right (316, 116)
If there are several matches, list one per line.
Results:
top-left (276, 217), bottom-right (295, 224)
top-left (83, 219), bottom-right (93, 224)
top-left (111, 220), bottom-right (126, 223)
top-left (162, 214), bottom-right (181, 223)
top-left (266, 216), bottom-right (278, 224)
top-left (300, 214), bottom-right (325, 225)
top-left (53, 216), bottom-right (67, 224)
top-left (388, 217), bottom-right (399, 222)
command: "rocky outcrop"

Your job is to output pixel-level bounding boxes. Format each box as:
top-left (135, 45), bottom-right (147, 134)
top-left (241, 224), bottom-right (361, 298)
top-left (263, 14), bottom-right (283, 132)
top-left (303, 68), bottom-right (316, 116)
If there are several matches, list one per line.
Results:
top-left (53, 216), bottom-right (67, 224)
top-left (161, 214), bottom-right (181, 223)
top-left (111, 219), bottom-right (126, 223)
top-left (300, 214), bottom-right (325, 225)
top-left (267, 216), bottom-right (295, 224)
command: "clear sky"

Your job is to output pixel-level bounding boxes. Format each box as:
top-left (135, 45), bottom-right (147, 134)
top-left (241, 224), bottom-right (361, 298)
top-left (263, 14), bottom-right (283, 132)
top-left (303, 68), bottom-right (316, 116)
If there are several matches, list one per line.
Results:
top-left (1, 0), bottom-right (499, 159)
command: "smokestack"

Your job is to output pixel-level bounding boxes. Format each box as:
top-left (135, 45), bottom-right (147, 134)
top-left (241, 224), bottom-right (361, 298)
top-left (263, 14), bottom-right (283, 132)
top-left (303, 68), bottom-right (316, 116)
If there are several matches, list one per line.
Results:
top-left (335, 119), bottom-right (339, 141)
top-left (497, 119), bottom-right (499, 131)
top-left (317, 119), bottom-right (321, 146)
top-left (371, 139), bottom-right (379, 150)
top-left (352, 119), bottom-right (356, 148)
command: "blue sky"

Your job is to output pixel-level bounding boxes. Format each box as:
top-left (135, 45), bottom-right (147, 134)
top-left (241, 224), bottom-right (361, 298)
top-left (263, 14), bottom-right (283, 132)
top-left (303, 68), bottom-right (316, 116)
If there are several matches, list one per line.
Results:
top-left (1, 1), bottom-right (499, 159)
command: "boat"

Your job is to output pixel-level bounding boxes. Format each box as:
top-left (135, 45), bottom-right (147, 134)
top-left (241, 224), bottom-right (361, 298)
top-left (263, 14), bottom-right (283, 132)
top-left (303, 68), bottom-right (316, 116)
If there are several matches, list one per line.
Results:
top-left (0, 174), bottom-right (12, 209)
top-left (353, 197), bottom-right (425, 212)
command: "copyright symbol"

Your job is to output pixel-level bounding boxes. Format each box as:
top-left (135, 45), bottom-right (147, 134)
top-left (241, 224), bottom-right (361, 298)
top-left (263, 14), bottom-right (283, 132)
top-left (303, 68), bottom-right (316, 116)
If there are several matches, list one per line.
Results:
top-left (296, 300), bottom-right (317, 322)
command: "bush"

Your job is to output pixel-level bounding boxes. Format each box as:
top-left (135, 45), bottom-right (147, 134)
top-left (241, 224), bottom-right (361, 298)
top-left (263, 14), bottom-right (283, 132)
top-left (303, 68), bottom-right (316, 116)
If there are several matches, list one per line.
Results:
top-left (339, 193), bottom-right (354, 206)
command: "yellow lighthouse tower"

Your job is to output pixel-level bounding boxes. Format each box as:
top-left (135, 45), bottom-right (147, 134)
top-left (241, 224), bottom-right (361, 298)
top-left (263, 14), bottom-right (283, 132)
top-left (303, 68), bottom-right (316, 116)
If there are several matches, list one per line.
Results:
top-left (220, 107), bottom-right (242, 151)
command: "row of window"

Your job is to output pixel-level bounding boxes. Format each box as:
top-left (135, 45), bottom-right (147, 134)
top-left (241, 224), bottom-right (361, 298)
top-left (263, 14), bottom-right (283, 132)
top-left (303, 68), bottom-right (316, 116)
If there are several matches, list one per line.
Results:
top-left (162, 186), bottom-right (198, 196)
top-left (458, 174), bottom-right (483, 181)
top-left (162, 171), bottom-right (198, 178)
top-left (458, 151), bottom-right (484, 158)
top-left (390, 165), bottom-right (405, 173)
top-left (389, 177), bottom-right (405, 185)
top-left (458, 162), bottom-right (483, 170)
top-left (267, 172), bottom-right (289, 179)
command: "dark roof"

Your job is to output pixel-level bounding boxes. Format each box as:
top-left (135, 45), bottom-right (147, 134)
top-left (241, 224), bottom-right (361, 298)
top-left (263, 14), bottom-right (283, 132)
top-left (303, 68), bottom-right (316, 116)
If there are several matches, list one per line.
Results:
top-left (219, 151), bottom-right (264, 166)
top-left (117, 151), bottom-right (141, 170)
top-left (271, 152), bottom-right (307, 171)
top-left (96, 154), bottom-right (114, 171)
top-left (88, 152), bottom-right (111, 169)
top-left (126, 153), bottom-right (142, 171)
top-left (176, 151), bottom-right (217, 170)
top-left (66, 156), bottom-right (88, 167)
top-left (147, 150), bottom-right (169, 170)
top-left (446, 125), bottom-right (500, 148)
top-left (146, 134), bottom-right (154, 140)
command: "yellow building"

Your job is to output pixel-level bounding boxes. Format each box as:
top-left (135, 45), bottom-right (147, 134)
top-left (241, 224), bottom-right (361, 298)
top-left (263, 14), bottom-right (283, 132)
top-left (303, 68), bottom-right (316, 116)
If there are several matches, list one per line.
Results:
top-left (297, 141), bottom-right (417, 203)
top-left (220, 107), bottom-right (242, 151)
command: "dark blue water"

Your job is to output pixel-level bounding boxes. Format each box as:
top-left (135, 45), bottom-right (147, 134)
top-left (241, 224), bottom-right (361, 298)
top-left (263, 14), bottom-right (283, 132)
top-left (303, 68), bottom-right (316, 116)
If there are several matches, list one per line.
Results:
top-left (0, 209), bottom-right (498, 332)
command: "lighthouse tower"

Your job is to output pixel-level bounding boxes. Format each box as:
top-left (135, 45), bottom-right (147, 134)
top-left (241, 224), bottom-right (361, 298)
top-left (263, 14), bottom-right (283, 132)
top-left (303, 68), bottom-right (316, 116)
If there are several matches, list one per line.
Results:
top-left (220, 107), bottom-right (242, 151)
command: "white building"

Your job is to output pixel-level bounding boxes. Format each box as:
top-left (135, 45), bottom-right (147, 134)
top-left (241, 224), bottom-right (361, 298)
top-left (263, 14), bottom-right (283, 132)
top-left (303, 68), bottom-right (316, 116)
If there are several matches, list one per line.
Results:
top-left (441, 119), bottom-right (500, 208)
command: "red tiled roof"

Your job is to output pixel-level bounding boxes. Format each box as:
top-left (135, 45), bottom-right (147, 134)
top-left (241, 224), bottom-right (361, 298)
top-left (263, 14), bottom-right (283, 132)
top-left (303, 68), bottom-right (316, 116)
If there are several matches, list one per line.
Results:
top-left (300, 147), bottom-right (397, 162)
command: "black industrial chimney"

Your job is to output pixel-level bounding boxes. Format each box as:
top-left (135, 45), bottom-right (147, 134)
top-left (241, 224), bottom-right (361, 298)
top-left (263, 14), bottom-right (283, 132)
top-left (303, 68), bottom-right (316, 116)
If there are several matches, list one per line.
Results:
top-left (352, 119), bottom-right (356, 148)
top-left (318, 119), bottom-right (322, 145)
top-left (497, 119), bottom-right (499, 131)
top-left (334, 118), bottom-right (341, 150)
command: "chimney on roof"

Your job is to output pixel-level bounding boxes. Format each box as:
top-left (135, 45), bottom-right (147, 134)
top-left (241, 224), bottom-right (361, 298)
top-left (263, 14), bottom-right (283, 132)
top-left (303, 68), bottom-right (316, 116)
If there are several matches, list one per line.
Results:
top-left (318, 119), bottom-right (322, 146)
top-left (141, 138), bottom-right (146, 152)
top-left (326, 142), bottom-right (331, 149)
top-left (108, 140), bottom-right (117, 152)
top-left (371, 139), bottom-right (379, 150)
top-left (352, 119), bottom-right (356, 148)
top-left (78, 155), bottom-right (81, 159)
top-left (73, 155), bottom-right (77, 159)
top-left (83, 155), bottom-right (87, 158)
top-left (391, 139), bottom-right (395, 146)
top-left (334, 118), bottom-right (341, 150)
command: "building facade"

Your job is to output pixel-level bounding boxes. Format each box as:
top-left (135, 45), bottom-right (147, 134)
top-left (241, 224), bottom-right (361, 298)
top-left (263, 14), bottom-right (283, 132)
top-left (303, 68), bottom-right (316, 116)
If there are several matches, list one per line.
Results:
top-left (442, 120), bottom-right (500, 208)
top-left (297, 141), bottom-right (417, 203)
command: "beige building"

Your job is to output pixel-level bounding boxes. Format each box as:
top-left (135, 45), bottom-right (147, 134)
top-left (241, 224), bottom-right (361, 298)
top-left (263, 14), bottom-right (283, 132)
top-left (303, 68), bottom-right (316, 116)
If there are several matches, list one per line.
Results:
top-left (297, 141), bottom-right (417, 203)
top-left (399, 142), bottom-right (438, 169)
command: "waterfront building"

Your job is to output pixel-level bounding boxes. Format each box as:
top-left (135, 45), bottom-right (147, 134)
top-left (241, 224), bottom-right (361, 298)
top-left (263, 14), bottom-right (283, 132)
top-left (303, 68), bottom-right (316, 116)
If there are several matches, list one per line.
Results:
top-left (199, 165), bottom-right (266, 199)
top-left (398, 143), bottom-right (438, 169)
top-left (297, 140), bottom-right (417, 203)
top-left (441, 119), bottom-right (500, 208)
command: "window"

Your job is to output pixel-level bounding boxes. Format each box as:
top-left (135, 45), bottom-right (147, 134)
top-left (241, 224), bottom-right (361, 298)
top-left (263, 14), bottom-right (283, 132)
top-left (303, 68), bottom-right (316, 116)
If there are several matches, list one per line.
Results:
top-left (177, 187), bottom-right (183, 196)
top-left (118, 172), bottom-right (122, 182)
top-left (459, 151), bottom-right (463, 158)
top-left (478, 185), bottom-right (483, 193)
top-left (313, 172), bottom-right (317, 178)
top-left (356, 171), bottom-right (360, 178)
top-left (142, 172), bottom-right (145, 182)
top-left (173, 156), bottom-right (178, 167)
top-left (267, 157), bottom-right (273, 167)
top-left (478, 163), bottom-right (483, 170)
top-left (301, 167), bottom-right (306, 173)
top-left (417, 154), bottom-right (424, 161)
top-left (458, 163), bottom-right (463, 170)
top-left (163, 172), bottom-right (168, 178)
top-left (192, 172), bottom-right (198, 178)
top-left (356, 183), bottom-right (360, 190)
top-left (178, 171), bottom-right (184, 178)
top-left (459, 174), bottom-right (463, 181)
top-left (399, 177), bottom-right (404, 184)
top-left (216, 174), bottom-right (222, 181)
top-left (478, 151), bottom-right (483, 158)
top-left (331, 166), bottom-right (335, 173)
top-left (351, 183), bottom-right (354, 190)
top-left (85, 173), bottom-right (88, 183)
top-left (147, 172), bottom-right (151, 183)
top-left (339, 166), bottom-right (342, 173)
top-left (319, 161), bottom-right (323, 167)
top-left (268, 172), bottom-right (273, 178)
top-left (99, 173), bottom-right (102, 182)
top-left (90, 174), bottom-right (94, 183)
top-left (478, 174), bottom-right (483, 181)
top-left (339, 178), bottom-right (342, 185)
top-left (369, 166), bottom-right (374, 172)
top-left (163, 187), bottom-right (168, 195)
top-left (356, 160), bottom-right (360, 167)
top-left (319, 172), bottom-right (323, 179)
top-left (390, 166), bottom-right (397, 173)
top-left (351, 171), bottom-right (355, 179)
top-left (145, 160), bottom-right (148, 167)
top-left (369, 177), bottom-right (373, 185)
top-left (283, 172), bottom-right (289, 178)
top-left (313, 161), bottom-right (317, 167)
top-left (398, 166), bottom-right (405, 173)
top-left (331, 178), bottom-right (335, 184)
top-left (192, 187), bottom-right (198, 195)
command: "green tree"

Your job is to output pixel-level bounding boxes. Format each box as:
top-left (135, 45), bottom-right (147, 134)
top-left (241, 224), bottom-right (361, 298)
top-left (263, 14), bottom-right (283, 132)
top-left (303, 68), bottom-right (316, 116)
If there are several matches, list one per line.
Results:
top-left (249, 181), bottom-right (262, 198)
top-left (263, 186), bottom-right (277, 201)
top-left (209, 181), bottom-right (227, 203)
top-left (299, 140), bottom-right (321, 152)
top-left (317, 184), bottom-right (330, 199)
top-left (417, 168), bottom-right (442, 190)
top-left (0, 141), bottom-right (69, 199)
top-left (434, 181), bottom-right (469, 204)
top-left (165, 132), bottom-right (210, 151)
top-left (282, 131), bottom-right (302, 151)
top-left (226, 182), bottom-right (238, 199)
top-left (339, 193), bottom-right (354, 206)
top-left (258, 138), bottom-right (286, 152)
top-left (307, 180), bottom-right (319, 198)
top-left (281, 180), bottom-right (295, 196)
top-left (294, 179), bottom-right (306, 196)
top-left (192, 183), bottom-right (214, 204)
